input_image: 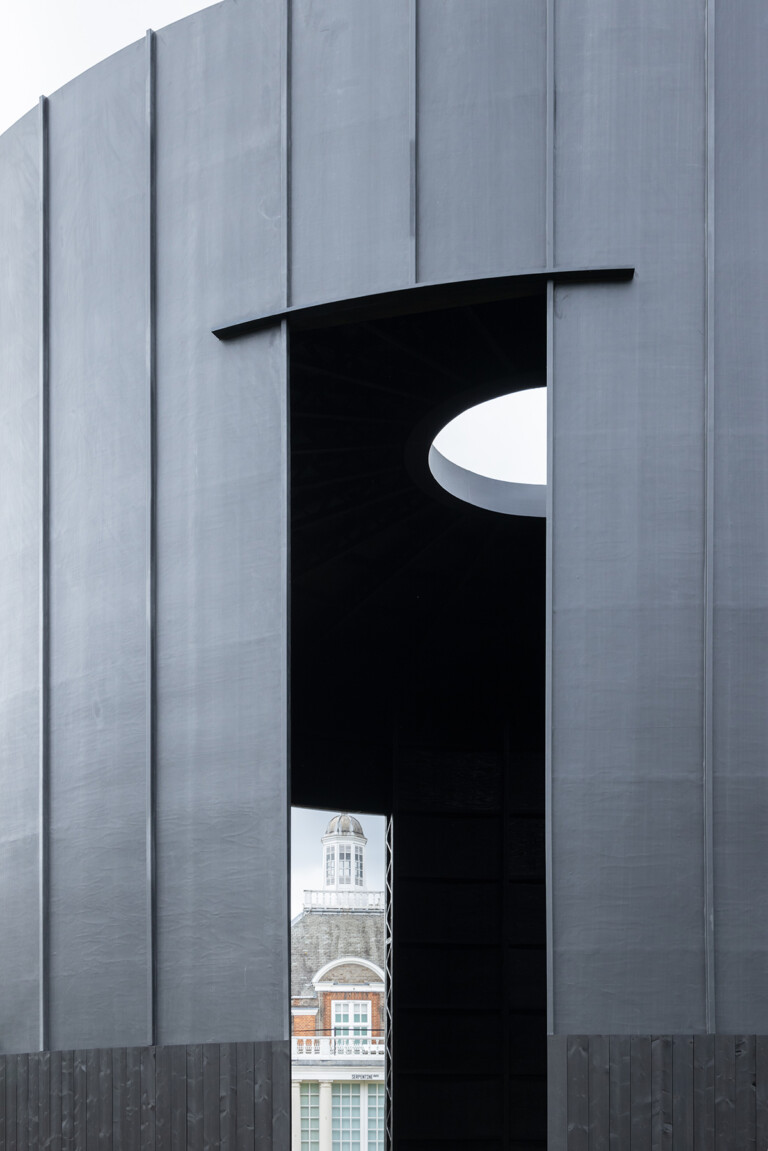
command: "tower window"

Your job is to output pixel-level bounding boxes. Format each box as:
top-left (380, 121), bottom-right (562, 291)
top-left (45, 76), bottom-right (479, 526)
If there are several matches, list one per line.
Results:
top-left (326, 846), bottom-right (336, 885)
top-left (339, 845), bottom-right (351, 883)
top-left (355, 845), bottom-right (364, 886)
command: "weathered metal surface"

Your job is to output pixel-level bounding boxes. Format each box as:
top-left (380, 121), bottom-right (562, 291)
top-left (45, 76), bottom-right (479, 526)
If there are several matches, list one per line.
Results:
top-left (290, 0), bottom-right (412, 305)
top-left (551, 0), bottom-right (709, 1034)
top-left (0, 107), bottom-right (42, 1057)
top-left (47, 42), bottom-right (150, 1052)
top-left (153, 0), bottom-right (288, 1048)
top-left (417, 0), bottom-right (547, 281)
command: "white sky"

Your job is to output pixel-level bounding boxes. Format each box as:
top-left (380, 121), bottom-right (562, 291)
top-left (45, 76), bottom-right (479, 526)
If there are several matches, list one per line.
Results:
top-left (0, 0), bottom-right (210, 135)
top-left (433, 387), bottom-right (548, 486)
top-left (291, 808), bottom-right (386, 920)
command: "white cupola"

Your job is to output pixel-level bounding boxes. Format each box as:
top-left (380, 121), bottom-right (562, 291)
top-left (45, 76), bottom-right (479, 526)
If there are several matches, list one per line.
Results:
top-left (321, 813), bottom-right (368, 896)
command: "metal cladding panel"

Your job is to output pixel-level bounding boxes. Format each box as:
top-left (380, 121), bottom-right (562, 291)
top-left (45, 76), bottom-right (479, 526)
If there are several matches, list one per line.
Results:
top-left (551, 1), bottom-right (707, 1032)
top-left (713, 4), bottom-right (768, 1032)
top-left (0, 109), bottom-right (41, 1053)
top-left (416, 0), bottom-right (547, 282)
top-left (48, 43), bottom-right (150, 1049)
top-left (290, 0), bottom-right (412, 305)
top-left (155, 0), bottom-right (288, 1044)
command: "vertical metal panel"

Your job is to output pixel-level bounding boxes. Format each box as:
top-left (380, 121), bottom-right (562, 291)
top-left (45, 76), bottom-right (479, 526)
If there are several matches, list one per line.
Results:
top-left (154, 0), bottom-right (288, 1045)
top-left (290, 0), bottom-right (412, 304)
top-left (39, 1051), bottom-right (51, 1151)
top-left (551, 0), bottom-right (708, 1033)
top-left (6, 1054), bottom-right (17, 1151)
top-left (270, 1043), bottom-right (290, 1151)
top-left (47, 41), bottom-right (150, 1050)
top-left (417, 0), bottom-right (546, 282)
top-left (0, 108), bottom-right (42, 1057)
top-left (712, 1), bottom-right (768, 1035)
top-left (252, 1044), bottom-right (271, 1148)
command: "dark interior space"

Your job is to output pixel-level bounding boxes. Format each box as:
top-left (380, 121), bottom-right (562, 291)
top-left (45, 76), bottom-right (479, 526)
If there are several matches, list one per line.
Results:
top-left (289, 294), bottom-right (547, 1148)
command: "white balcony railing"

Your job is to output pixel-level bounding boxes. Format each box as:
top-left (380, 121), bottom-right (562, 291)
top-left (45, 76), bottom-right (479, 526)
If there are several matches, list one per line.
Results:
top-left (303, 889), bottom-right (385, 910)
top-left (292, 1035), bottom-right (386, 1060)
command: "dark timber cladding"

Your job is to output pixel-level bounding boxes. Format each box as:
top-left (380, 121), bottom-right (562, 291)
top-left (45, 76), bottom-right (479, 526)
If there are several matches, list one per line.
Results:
top-left (0, 1042), bottom-right (289, 1150)
top-left (548, 1035), bottom-right (768, 1149)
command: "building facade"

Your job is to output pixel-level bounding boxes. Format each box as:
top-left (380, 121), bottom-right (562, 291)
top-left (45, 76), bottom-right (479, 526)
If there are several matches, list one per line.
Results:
top-left (291, 816), bottom-right (385, 1151)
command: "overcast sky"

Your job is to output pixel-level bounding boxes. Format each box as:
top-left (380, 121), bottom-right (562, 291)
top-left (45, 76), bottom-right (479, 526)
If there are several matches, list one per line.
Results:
top-left (291, 808), bottom-right (386, 920)
top-left (1, 0), bottom-right (209, 135)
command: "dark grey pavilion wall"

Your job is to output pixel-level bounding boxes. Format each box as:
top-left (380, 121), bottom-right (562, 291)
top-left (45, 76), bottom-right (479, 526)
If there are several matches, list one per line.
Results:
top-left (0, 0), bottom-right (289, 1054)
top-left (550, 0), bottom-right (768, 1041)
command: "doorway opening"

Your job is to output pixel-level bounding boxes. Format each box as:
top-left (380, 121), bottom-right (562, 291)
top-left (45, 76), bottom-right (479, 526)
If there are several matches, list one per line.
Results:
top-left (290, 808), bottom-right (389, 1151)
top-left (290, 294), bottom-right (547, 1147)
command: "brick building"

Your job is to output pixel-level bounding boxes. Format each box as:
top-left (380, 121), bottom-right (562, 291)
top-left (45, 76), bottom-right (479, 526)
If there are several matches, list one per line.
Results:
top-left (291, 815), bottom-right (385, 1151)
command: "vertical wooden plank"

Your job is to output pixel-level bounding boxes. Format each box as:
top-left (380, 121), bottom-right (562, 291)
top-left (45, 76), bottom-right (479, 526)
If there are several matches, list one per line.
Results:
top-left (126, 1047), bottom-right (142, 1151)
top-left (187, 1045), bottom-right (204, 1151)
top-left (141, 1046), bottom-right (157, 1151)
top-left (734, 1035), bottom-right (755, 1150)
top-left (756, 1036), bottom-right (768, 1151)
top-left (715, 1034), bottom-right (735, 1151)
top-left (693, 1034), bottom-right (715, 1151)
top-left (236, 1043), bottom-right (254, 1151)
top-left (567, 1035), bottom-right (589, 1151)
top-left (73, 1051), bottom-right (87, 1151)
top-left (610, 1036), bottom-right (631, 1151)
top-left (0, 1055), bottom-right (6, 1151)
top-left (86, 1049), bottom-right (99, 1151)
top-left (630, 1036), bottom-right (651, 1151)
top-left (252, 1042), bottom-right (270, 1148)
top-left (6, 1054), bottom-right (18, 1151)
top-left (27, 1052), bottom-right (38, 1151)
top-left (270, 1042), bottom-right (290, 1151)
top-left (50, 1050), bottom-right (62, 1151)
top-left (672, 1034), bottom-right (694, 1151)
top-left (589, 1036), bottom-right (610, 1151)
top-left (548, 1034), bottom-right (568, 1151)
top-left (60, 1051), bottom-right (74, 1151)
top-left (170, 1045), bottom-right (187, 1151)
top-left (651, 1036), bottom-right (673, 1151)
top-left (39, 1050), bottom-right (52, 1151)
top-left (155, 1045), bottom-right (172, 1151)
top-left (112, 1048), bottom-right (127, 1151)
top-left (219, 1043), bottom-right (237, 1151)
top-left (98, 1047), bottom-right (113, 1151)
top-left (203, 1045), bottom-right (220, 1151)
top-left (17, 1053), bottom-right (29, 1151)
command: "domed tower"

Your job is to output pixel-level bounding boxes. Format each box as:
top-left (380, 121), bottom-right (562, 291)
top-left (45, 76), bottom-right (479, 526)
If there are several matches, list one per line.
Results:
top-left (321, 813), bottom-right (368, 900)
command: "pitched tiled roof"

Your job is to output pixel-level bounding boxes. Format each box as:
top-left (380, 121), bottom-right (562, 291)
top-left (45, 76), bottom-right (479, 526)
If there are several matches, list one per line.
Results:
top-left (291, 908), bottom-right (386, 998)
